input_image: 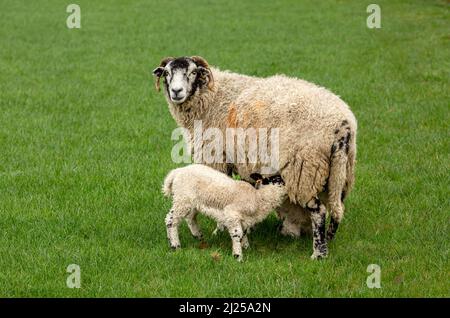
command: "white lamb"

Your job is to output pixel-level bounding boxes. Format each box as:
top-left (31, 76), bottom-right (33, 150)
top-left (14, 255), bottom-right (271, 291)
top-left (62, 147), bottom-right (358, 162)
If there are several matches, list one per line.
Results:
top-left (162, 164), bottom-right (287, 261)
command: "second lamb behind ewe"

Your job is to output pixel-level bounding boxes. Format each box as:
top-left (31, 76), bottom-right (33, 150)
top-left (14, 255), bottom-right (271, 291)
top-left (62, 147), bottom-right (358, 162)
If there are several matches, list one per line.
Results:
top-left (162, 164), bottom-right (286, 261)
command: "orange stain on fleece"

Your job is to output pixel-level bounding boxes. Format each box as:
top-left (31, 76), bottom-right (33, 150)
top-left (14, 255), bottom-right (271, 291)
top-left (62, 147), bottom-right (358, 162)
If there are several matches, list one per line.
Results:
top-left (252, 100), bottom-right (267, 111)
top-left (227, 103), bottom-right (238, 128)
top-left (227, 101), bottom-right (266, 128)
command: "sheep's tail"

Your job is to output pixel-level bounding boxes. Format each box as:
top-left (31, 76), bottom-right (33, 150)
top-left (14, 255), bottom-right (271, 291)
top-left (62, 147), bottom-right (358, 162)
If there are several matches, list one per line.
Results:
top-left (162, 169), bottom-right (178, 197)
top-left (327, 129), bottom-right (356, 223)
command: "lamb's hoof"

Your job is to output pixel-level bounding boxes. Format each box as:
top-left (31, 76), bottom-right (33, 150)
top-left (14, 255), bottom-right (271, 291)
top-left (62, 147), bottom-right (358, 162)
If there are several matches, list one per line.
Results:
top-left (170, 244), bottom-right (181, 250)
top-left (233, 254), bottom-right (243, 262)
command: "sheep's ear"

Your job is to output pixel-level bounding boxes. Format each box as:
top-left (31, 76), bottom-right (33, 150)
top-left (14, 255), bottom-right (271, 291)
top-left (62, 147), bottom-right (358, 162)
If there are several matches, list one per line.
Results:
top-left (192, 56), bottom-right (214, 90)
top-left (250, 173), bottom-right (263, 181)
top-left (255, 179), bottom-right (262, 190)
top-left (152, 67), bottom-right (164, 77)
top-left (152, 57), bottom-right (174, 91)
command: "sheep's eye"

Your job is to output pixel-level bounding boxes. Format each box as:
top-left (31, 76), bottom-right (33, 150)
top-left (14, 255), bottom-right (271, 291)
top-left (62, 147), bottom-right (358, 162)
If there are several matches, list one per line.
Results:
top-left (191, 71), bottom-right (197, 76)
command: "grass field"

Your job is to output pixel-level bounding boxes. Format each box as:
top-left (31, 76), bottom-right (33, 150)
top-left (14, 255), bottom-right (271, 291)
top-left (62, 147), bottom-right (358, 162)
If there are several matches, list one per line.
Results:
top-left (0, 0), bottom-right (448, 297)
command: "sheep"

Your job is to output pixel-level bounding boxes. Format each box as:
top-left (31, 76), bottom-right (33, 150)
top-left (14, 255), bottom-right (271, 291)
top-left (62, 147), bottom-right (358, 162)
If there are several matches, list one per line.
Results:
top-left (162, 164), bottom-right (287, 261)
top-left (153, 56), bottom-right (357, 259)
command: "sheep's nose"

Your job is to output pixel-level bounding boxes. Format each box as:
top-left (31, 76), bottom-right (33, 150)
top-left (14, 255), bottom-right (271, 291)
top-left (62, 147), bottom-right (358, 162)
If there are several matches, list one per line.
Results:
top-left (171, 88), bottom-right (182, 95)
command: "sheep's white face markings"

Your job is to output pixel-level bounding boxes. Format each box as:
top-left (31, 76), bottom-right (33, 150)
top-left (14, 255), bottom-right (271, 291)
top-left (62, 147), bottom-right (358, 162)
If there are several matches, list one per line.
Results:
top-left (165, 62), bottom-right (197, 104)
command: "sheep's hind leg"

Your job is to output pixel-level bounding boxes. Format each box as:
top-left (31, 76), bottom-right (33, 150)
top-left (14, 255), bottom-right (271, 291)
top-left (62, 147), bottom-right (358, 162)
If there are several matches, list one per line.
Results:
top-left (326, 189), bottom-right (345, 241)
top-left (227, 223), bottom-right (244, 261)
top-left (326, 128), bottom-right (351, 240)
top-left (306, 198), bottom-right (328, 260)
top-left (327, 216), bottom-right (340, 241)
top-left (165, 209), bottom-right (182, 250)
top-left (186, 211), bottom-right (203, 240)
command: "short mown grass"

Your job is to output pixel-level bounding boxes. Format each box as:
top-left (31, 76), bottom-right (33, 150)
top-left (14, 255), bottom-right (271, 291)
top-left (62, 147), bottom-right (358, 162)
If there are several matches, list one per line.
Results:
top-left (0, 0), bottom-right (448, 297)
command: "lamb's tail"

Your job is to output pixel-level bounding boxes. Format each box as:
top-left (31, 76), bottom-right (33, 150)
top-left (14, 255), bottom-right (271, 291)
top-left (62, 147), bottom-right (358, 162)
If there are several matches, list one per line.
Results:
top-left (327, 127), bottom-right (356, 224)
top-left (162, 169), bottom-right (178, 197)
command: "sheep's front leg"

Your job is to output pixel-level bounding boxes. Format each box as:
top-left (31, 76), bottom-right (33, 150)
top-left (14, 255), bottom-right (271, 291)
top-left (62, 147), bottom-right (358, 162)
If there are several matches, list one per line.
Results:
top-left (165, 209), bottom-right (182, 250)
top-left (306, 198), bottom-right (328, 260)
top-left (186, 212), bottom-right (203, 240)
top-left (227, 224), bottom-right (244, 261)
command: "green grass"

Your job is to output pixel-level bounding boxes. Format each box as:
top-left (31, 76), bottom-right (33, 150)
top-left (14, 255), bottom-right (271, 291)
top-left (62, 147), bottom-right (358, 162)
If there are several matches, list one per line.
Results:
top-left (0, 0), bottom-right (448, 297)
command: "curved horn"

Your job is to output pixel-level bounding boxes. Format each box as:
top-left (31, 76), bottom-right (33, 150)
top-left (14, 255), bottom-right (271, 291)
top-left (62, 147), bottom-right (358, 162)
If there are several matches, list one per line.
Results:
top-left (191, 56), bottom-right (214, 90)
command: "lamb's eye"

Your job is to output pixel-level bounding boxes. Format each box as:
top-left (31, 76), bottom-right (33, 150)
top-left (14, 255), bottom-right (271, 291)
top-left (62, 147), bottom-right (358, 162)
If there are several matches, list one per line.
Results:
top-left (191, 71), bottom-right (197, 76)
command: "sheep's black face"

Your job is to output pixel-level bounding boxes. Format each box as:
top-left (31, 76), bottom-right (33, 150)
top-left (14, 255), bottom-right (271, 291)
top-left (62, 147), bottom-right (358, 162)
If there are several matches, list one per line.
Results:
top-left (153, 56), bottom-right (213, 105)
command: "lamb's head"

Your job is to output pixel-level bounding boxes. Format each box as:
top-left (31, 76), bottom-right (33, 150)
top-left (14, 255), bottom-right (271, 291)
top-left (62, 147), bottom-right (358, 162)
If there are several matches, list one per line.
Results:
top-left (250, 173), bottom-right (288, 208)
top-left (152, 56), bottom-right (214, 104)
top-left (250, 173), bottom-right (285, 189)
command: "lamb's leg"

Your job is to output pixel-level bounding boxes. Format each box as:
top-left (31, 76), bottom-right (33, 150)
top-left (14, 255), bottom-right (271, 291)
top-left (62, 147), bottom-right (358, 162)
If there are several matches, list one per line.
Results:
top-left (241, 228), bottom-right (250, 249)
top-left (241, 234), bottom-right (250, 250)
top-left (306, 198), bottom-right (328, 260)
top-left (212, 223), bottom-right (225, 236)
top-left (227, 223), bottom-right (244, 261)
top-left (165, 209), bottom-right (182, 250)
top-left (186, 211), bottom-right (203, 240)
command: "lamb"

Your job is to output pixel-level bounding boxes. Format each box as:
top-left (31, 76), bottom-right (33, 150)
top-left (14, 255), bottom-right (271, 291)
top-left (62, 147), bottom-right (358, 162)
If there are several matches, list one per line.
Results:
top-left (162, 164), bottom-right (287, 261)
top-left (153, 56), bottom-right (357, 259)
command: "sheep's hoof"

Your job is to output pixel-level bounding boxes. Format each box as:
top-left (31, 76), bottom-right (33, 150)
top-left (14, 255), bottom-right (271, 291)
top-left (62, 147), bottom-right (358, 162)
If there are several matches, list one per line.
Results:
top-left (311, 244), bottom-right (328, 259)
top-left (310, 249), bottom-right (328, 260)
top-left (326, 232), bottom-right (336, 241)
top-left (233, 254), bottom-right (243, 262)
top-left (170, 244), bottom-right (181, 250)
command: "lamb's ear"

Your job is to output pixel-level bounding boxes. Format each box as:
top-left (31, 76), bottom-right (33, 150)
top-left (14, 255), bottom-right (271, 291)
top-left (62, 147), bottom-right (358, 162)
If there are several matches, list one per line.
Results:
top-left (152, 57), bottom-right (174, 91)
top-left (254, 179), bottom-right (262, 190)
top-left (191, 56), bottom-right (214, 90)
top-left (250, 173), bottom-right (263, 181)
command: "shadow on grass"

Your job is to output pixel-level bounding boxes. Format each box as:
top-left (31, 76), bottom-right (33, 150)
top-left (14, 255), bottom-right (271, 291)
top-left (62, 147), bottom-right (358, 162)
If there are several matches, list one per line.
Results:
top-left (187, 214), bottom-right (312, 255)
